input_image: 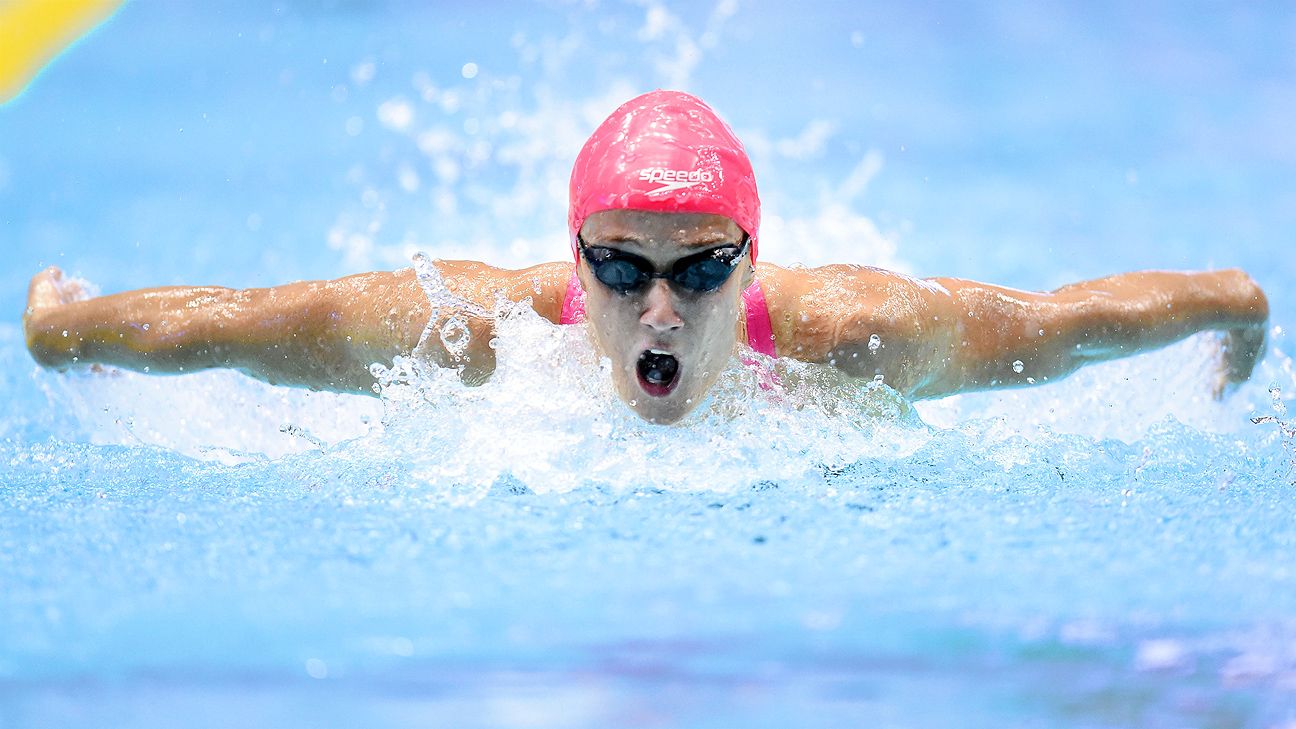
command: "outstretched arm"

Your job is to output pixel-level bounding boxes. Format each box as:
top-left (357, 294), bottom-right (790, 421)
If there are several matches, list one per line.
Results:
top-left (768, 265), bottom-right (1268, 400)
top-left (918, 269), bottom-right (1268, 399)
top-left (23, 262), bottom-right (569, 394)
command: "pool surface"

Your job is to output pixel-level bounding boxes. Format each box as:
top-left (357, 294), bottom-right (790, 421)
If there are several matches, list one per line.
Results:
top-left (2, 2), bottom-right (1295, 727)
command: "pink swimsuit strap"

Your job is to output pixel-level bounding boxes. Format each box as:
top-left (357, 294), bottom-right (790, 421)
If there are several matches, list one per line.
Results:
top-left (741, 277), bottom-right (777, 357)
top-left (558, 270), bottom-right (777, 358)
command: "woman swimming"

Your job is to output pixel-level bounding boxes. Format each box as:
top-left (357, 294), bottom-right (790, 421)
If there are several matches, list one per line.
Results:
top-left (22, 90), bottom-right (1269, 424)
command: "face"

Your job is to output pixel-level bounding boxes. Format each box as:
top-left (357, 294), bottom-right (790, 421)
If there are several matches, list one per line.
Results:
top-left (578, 209), bottom-right (754, 424)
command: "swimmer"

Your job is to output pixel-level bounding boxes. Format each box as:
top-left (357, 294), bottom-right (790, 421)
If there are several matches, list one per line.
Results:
top-left (23, 90), bottom-right (1269, 424)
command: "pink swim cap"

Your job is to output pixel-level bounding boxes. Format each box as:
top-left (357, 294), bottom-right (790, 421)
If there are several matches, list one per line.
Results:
top-left (568, 90), bottom-right (761, 261)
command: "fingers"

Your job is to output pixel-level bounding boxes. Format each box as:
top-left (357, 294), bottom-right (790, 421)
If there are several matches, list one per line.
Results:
top-left (1213, 325), bottom-right (1268, 400)
top-left (25, 266), bottom-right (97, 318)
top-left (26, 266), bottom-right (65, 315)
top-left (1211, 369), bottom-right (1231, 402)
top-left (1225, 326), bottom-right (1267, 383)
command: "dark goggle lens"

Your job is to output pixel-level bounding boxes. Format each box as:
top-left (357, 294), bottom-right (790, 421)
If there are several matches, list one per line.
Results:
top-left (673, 257), bottom-right (733, 292)
top-left (593, 259), bottom-right (648, 292)
top-left (581, 236), bottom-right (746, 294)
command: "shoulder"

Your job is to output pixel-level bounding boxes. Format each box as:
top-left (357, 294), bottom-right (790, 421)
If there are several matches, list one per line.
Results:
top-left (507, 261), bottom-right (572, 323)
top-left (392, 260), bottom-right (573, 324)
top-left (756, 262), bottom-right (951, 360)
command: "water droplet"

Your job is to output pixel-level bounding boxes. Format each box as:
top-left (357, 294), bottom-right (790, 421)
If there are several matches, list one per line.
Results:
top-left (142, 323), bottom-right (150, 331)
top-left (439, 316), bottom-right (471, 359)
top-left (1038, 329), bottom-right (1045, 336)
top-left (61, 330), bottom-right (68, 337)
top-left (1026, 377), bottom-right (1036, 384)
top-left (867, 334), bottom-right (881, 353)
top-left (408, 252), bottom-right (490, 360)
top-left (1012, 360), bottom-right (1024, 374)
top-left (872, 374), bottom-right (885, 384)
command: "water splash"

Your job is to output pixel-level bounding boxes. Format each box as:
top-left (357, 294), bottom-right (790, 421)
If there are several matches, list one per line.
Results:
top-left (410, 252), bottom-right (487, 360)
top-left (1251, 384), bottom-right (1296, 482)
top-left (438, 316), bottom-right (471, 359)
top-left (364, 269), bottom-right (931, 501)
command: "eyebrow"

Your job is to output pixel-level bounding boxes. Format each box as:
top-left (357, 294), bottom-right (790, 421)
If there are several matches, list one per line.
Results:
top-left (593, 234), bottom-right (646, 245)
top-left (682, 232), bottom-right (741, 247)
top-left (581, 232), bottom-right (745, 251)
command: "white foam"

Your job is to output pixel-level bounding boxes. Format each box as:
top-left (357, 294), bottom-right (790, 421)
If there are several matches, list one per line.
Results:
top-left (362, 272), bottom-right (929, 499)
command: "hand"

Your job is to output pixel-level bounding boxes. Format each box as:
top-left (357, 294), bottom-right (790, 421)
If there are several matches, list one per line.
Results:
top-left (1213, 324), bottom-right (1267, 400)
top-left (23, 266), bottom-right (97, 370)
top-left (24, 265), bottom-right (93, 314)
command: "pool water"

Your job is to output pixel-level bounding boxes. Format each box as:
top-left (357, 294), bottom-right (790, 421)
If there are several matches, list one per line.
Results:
top-left (2, 2), bottom-right (1295, 727)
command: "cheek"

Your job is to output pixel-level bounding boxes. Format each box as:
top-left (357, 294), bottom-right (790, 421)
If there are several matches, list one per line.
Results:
top-left (586, 298), bottom-right (637, 351)
top-left (683, 300), bottom-right (740, 360)
top-left (702, 295), bottom-right (741, 333)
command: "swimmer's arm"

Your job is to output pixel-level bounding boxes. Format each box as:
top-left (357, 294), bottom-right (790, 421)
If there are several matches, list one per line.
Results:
top-left (776, 265), bottom-right (1268, 400)
top-left (23, 267), bottom-right (432, 393)
top-left (910, 269), bottom-right (1269, 399)
top-left (23, 263), bottom-right (569, 394)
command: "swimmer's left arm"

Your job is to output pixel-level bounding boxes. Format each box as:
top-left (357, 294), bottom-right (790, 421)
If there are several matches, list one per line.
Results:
top-left (774, 266), bottom-right (1268, 400)
top-left (900, 269), bottom-right (1267, 399)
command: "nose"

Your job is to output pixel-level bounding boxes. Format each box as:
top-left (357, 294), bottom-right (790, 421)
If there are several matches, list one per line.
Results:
top-left (639, 279), bottom-right (684, 332)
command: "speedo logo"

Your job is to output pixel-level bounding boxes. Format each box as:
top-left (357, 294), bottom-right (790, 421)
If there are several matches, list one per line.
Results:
top-left (638, 167), bottom-right (713, 196)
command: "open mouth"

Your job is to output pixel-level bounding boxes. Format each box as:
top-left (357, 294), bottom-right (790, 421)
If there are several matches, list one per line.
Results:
top-left (636, 349), bottom-right (680, 397)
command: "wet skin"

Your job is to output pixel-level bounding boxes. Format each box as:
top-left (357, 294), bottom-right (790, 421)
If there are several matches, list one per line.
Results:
top-left (575, 211), bottom-right (753, 424)
top-left (24, 210), bottom-right (1270, 423)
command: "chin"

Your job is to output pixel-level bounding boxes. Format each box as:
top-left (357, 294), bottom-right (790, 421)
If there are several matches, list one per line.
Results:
top-left (631, 401), bottom-right (695, 425)
top-left (635, 400), bottom-right (695, 425)
top-left (614, 375), bottom-right (702, 425)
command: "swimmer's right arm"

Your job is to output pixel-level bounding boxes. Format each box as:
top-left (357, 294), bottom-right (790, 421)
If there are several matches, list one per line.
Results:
top-left (23, 262), bottom-right (569, 394)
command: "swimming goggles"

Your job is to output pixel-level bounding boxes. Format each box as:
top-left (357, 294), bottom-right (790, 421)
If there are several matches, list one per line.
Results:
top-left (577, 234), bottom-right (750, 294)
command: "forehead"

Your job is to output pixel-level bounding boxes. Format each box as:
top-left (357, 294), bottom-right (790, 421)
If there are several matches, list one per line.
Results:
top-left (581, 210), bottom-right (742, 248)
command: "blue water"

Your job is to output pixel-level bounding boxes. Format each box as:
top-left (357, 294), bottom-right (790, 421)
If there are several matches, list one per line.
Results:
top-left (3, 2), bottom-right (1296, 727)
